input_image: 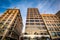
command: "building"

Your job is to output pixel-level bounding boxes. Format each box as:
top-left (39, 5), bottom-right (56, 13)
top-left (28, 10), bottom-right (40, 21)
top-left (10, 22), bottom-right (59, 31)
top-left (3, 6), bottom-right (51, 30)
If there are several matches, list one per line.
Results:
top-left (23, 8), bottom-right (50, 40)
top-left (56, 11), bottom-right (60, 18)
top-left (0, 9), bottom-right (23, 40)
top-left (41, 14), bottom-right (60, 40)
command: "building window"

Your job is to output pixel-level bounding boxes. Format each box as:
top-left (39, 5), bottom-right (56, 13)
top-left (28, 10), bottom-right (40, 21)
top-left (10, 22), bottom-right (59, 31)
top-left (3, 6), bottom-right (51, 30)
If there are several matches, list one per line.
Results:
top-left (42, 27), bottom-right (46, 29)
top-left (52, 24), bottom-right (56, 26)
top-left (48, 27), bottom-right (54, 31)
top-left (0, 22), bottom-right (3, 27)
top-left (24, 32), bottom-right (28, 35)
top-left (26, 20), bottom-right (29, 22)
top-left (51, 32), bottom-right (57, 37)
top-left (35, 18), bottom-right (39, 19)
top-left (8, 19), bottom-right (11, 21)
top-left (47, 24), bottom-right (51, 26)
top-left (34, 32), bottom-right (38, 35)
top-left (41, 23), bottom-right (45, 25)
top-left (55, 27), bottom-right (59, 31)
top-left (35, 20), bottom-right (39, 22)
top-left (30, 23), bottom-right (34, 25)
top-left (57, 24), bottom-right (60, 26)
top-left (29, 18), bottom-right (34, 19)
top-left (3, 26), bottom-right (7, 29)
top-left (26, 23), bottom-right (29, 25)
top-left (30, 20), bottom-right (34, 22)
top-left (0, 29), bottom-right (5, 34)
top-left (57, 32), bottom-right (60, 36)
top-left (36, 23), bottom-right (40, 25)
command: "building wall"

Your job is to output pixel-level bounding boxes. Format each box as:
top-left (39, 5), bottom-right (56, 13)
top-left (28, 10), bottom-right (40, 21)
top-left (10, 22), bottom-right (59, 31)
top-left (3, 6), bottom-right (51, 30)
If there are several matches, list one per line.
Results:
top-left (24, 8), bottom-right (50, 39)
top-left (0, 9), bottom-right (23, 40)
top-left (41, 14), bottom-right (60, 40)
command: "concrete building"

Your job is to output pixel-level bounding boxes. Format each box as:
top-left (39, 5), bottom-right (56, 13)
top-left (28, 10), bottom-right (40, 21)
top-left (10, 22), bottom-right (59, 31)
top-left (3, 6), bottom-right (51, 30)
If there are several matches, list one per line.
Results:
top-left (23, 8), bottom-right (50, 40)
top-left (41, 14), bottom-right (60, 40)
top-left (0, 9), bottom-right (23, 40)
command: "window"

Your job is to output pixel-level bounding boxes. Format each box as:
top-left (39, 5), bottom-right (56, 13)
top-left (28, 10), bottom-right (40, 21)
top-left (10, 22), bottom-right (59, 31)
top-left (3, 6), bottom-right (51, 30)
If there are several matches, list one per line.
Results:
top-left (48, 27), bottom-right (54, 31)
top-left (55, 27), bottom-right (59, 31)
top-left (8, 19), bottom-right (11, 21)
top-left (35, 20), bottom-right (39, 22)
top-left (30, 18), bottom-right (34, 19)
top-left (51, 32), bottom-right (57, 37)
top-left (30, 23), bottom-right (34, 25)
top-left (36, 23), bottom-right (40, 25)
top-left (24, 32), bottom-right (28, 35)
top-left (34, 32), bottom-right (38, 35)
top-left (0, 29), bottom-right (5, 34)
top-left (3, 26), bottom-right (7, 29)
top-left (30, 20), bottom-right (34, 22)
top-left (57, 24), bottom-right (60, 26)
top-left (52, 24), bottom-right (56, 26)
top-left (41, 23), bottom-right (45, 25)
top-left (26, 23), bottom-right (29, 25)
top-left (0, 22), bottom-right (3, 27)
top-left (3, 20), bottom-right (6, 21)
top-left (40, 33), bottom-right (43, 35)
top-left (57, 32), bottom-right (60, 36)
top-left (47, 24), bottom-right (51, 26)
top-left (42, 27), bottom-right (46, 29)
top-left (26, 20), bottom-right (29, 22)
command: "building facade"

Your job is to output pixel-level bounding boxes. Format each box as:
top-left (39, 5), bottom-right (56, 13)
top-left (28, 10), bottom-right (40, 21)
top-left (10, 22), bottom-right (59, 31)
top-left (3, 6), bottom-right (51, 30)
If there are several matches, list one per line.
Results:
top-left (23, 8), bottom-right (50, 40)
top-left (0, 9), bottom-right (23, 40)
top-left (41, 14), bottom-right (60, 40)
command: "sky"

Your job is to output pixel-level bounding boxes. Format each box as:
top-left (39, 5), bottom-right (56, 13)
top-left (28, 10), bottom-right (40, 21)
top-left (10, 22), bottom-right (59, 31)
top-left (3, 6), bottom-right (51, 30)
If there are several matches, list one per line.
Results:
top-left (0, 0), bottom-right (60, 33)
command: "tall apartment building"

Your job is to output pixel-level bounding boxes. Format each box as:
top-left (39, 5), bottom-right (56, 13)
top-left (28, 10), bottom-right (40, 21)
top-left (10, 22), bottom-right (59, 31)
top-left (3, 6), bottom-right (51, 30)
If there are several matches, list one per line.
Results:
top-left (23, 8), bottom-right (50, 40)
top-left (41, 14), bottom-right (60, 40)
top-left (0, 9), bottom-right (23, 40)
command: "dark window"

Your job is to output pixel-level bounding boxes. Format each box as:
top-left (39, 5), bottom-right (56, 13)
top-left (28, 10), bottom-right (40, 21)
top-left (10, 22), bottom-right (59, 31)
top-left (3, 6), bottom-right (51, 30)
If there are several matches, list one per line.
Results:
top-left (26, 20), bottom-right (29, 22)
top-left (0, 22), bottom-right (3, 27)
top-left (34, 32), bottom-right (38, 35)
top-left (51, 32), bottom-right (57, 37)
top-left (57, 24), bottom-right (60, 26)
top-left (52, 24), bottom-right (56, 26)
top-left (48, 27), bottom-right (54, 31)
top-left (42, 27), bottom-right (46, 29)
top-left (30, 18), bottom-right (34, 19)
top-left (24, 32), bottom-right (28, 35)
top-left (3, 26), bottom-right (7, 29)
top-left (47, 24), bottom-right (51, 26)
top-left (26, 23), bottom-right (29, 25)
top-left (41, 23), bottom-right (45, 25)
top-left (57, 32), bottom-right (60, 36)
top-left (36, 23), bottom-right (40, 25)
top-left (55, 27), bottom-right (59, 31)
top-left (30, 23), bottom-right (34, 25)
top-left (35, 20), bottom-right (39, 22)
top-left (35, 18), bottom-right (39, 19)
top-left (30, 20), bottom-right (34, 22)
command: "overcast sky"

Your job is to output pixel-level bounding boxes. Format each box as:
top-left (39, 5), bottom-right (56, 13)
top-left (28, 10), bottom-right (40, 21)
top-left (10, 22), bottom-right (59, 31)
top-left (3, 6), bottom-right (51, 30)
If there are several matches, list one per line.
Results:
top-left (0, 0), bottom-right (60, 33)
